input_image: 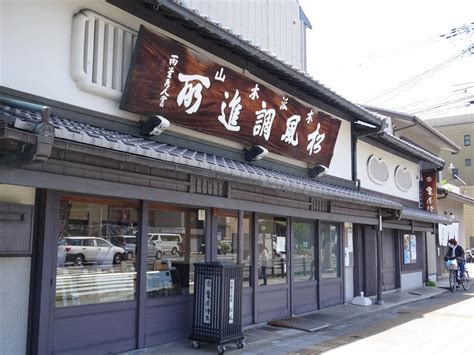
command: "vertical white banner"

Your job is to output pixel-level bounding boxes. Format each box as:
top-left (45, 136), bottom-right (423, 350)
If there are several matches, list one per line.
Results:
top-left (229, 279), bottom-right (235, 324)
top-left (204, 278), bottom-right (212, 324)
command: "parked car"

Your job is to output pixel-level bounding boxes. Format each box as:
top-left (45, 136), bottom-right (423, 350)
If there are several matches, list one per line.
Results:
top-left (59, 236), bottom-right (125, 265)
top-left (148, 233), bottom-right (182, 255)
top-left (467, 248), bottom-right (473, 263)
top-left (120, 235), bottom-right (164, 260)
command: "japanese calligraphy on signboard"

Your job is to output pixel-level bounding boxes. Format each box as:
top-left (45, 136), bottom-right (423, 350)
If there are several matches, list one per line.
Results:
top-left (421, 172), bottom-right (437, 213)
top-left (120, 26), bottom-right (342, 166)
top-left (203, 278), bottom-right (212, 324)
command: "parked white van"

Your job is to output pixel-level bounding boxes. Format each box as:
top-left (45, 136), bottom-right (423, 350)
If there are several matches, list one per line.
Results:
top-left (148, 233), bottom-right (182, 255)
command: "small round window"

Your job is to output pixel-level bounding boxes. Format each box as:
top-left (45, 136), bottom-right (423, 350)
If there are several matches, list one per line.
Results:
top-left (395, 166), bottom-right (413, 192)
top-left (367, 155), bottom-right (389, 185)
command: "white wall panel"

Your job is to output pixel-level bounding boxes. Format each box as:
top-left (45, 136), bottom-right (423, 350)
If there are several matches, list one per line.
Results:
top-left (400, 271), bottom-right (423, 291)
top-left (357, 141), bottom-right (420, 201)
top-left (1, 0), bottom-right (141, 121)
top-left (329, 119), bottom-right (352, 180)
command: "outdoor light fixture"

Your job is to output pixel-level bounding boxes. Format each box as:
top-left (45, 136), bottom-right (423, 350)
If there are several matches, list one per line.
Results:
top-left (140, 115), bottom-right (170, 137)
top-left (444, 211), bottom-right (456, 221)
top-left (244, 145), bottom-right (268, 161)
top-left (309, 165), bottom-right (328, 178)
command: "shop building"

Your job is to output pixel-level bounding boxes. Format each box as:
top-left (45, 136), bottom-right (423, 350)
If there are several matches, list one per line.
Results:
top-left (426, 114), bottom-right (474, 248)
top-left (365, 107), bottom-right (474, 279)
top-left (0, 1), bottom-right (452, 354)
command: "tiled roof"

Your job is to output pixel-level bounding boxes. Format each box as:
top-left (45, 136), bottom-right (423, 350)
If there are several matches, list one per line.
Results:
top-left (401, 207), bottom-right (452, 224)
top-left (377, 133), bottom-right (444, 167)
top-left (363, 105), bottom-right (460, 153)
top-left (438, 187), bottom-right (474, 207)
top-left (0, 103), bottom-right (401, 210)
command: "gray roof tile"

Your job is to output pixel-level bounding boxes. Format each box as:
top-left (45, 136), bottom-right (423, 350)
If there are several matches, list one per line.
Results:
top-left (1, 103), bottom-right (403, 210)
top-left (401, 207), bottom-right (452, 224)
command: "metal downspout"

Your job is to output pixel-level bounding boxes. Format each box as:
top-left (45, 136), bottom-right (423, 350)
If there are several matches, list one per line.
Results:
top-left (352, 123), bottom-right (385, 190)
top-left (376, 209), bottom-right (384, 305)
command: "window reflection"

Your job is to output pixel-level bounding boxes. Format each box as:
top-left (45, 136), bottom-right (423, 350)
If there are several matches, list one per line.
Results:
top-left (147, 205), bottom-right (206, 297)
top-left (242, 212), bottom-right (253, 288)
top-left (293, 220), bottom-right (315, 281)
top-left (257, 215), bottom-right (287, 285)
top-left (214, 210), bottom-right (253, 287)
top-left (216, 210), bottom-right (238, 264)
top-left (56, 196), bottom-right (138, 307)
top-left (320, 222), bottom-right (341, 278)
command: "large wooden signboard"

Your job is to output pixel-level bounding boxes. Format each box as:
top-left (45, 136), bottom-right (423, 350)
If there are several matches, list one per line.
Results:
top-left (422, 171), bottom-right (437, 213)
top-left (121, 26), bottom-right (342, 166)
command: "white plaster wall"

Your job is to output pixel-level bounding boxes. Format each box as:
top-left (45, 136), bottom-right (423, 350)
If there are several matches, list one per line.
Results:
top-left (400, 271), bottom-right (423, 291)
top-left (1, 0), bottom-right (141, 121)
top-left (0, 258), bottom-right (31, 355)
top-left (357, 140), bottom-right (420, 201)
top-left (328, 119), bottom-right (351, 180)
top-left (437, 198), bottom-right (465, 245)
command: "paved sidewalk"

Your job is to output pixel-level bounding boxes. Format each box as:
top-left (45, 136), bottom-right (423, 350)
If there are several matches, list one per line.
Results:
top-left (121, 284), bottom-right (448, 355)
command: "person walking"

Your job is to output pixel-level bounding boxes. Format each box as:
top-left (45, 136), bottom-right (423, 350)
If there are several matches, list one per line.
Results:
top-left (258, 243), bottom-right (269, 286)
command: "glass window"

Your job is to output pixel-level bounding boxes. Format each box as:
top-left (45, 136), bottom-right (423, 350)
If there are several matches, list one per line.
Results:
top-left (214, 210), bottom-right (253, 287)
top-left (319, 222), bottom-right (341, 279)
top-left (465, 159), bottom-right (471, 167)
top-left (56, 195), bottom-right (139, 307)
top-left (464, 134), bottom-right (470, 146)
top-left (293, 220), bottom-right (315, 281)
top-left (216, 209), bottom-right (238, 264)
top-left (257, 215), bottom-right (287, 286)
top-left (147, 205), bottom-right (206, 298)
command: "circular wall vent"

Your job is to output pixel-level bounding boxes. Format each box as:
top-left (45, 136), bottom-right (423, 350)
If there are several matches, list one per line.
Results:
top-left (367, 155), bottom-right (389, 185)
top-left (395, 166), bottom-right (413, 192)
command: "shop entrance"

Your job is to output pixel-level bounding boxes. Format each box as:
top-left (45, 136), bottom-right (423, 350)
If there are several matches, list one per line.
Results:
top-left (292, 219), bottom-right (318, 315)
top-left (318, 222), bottom-right (343, 308)
top-left (255, 215), bottom-right (290, 322)
top-left (382, 229), bottom-right (397, 291)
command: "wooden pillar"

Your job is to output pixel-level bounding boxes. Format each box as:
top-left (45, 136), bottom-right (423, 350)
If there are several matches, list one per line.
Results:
top-left (136, 200), bottom-right (149, 349)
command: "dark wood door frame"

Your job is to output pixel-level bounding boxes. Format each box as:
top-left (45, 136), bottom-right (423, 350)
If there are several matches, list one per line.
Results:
top-left (28, 189), bottom-right (60, 355)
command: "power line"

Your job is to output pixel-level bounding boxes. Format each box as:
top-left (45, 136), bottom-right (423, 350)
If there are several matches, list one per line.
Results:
top-left (355, 23), bottom-right (474, 67)
top-left (362, 49), bottom-right (467, 105)
top-left (393, 86), bottom-right (474, 112)
top-left (409, 94), bottom-right (474, 115)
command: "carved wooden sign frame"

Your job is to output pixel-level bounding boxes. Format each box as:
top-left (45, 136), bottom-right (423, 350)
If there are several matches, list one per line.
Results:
top-left (121, 26), bottom-right (341, 166)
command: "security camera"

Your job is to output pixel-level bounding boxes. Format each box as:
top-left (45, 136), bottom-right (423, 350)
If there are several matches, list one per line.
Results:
top-left (244, 145), bottom-right (268, 161)
top-left (140, 115), bottom-right (170, 137)
top-left (309, 165), bottom-right (328, 178)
